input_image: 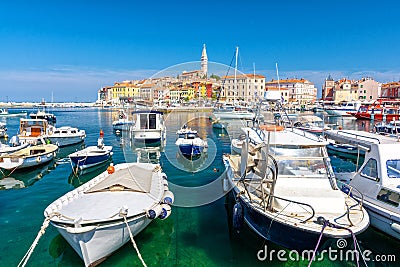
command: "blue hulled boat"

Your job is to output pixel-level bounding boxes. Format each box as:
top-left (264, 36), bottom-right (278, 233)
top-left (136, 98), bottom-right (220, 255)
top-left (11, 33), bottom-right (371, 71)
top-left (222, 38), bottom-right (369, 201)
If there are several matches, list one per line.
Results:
top-left (175, 126), bottom-right (207, 158)
top-left (69, 135), bottom-right (113, 172)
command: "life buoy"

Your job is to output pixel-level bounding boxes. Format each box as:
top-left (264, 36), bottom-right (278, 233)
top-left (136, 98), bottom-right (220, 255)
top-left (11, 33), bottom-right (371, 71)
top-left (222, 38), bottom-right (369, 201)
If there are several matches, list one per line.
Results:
top-left (259, 125), bottom-right (284, 131)
top-left (36, 156), bottom-right (42, 163)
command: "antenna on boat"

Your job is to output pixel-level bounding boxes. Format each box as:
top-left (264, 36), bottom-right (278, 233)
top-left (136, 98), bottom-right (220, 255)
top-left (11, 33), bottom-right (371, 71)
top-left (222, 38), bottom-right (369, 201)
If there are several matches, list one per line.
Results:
top-left (234, 46), bottom-right (239, 105)
top-left (275, 63), bottom-right (281, 95)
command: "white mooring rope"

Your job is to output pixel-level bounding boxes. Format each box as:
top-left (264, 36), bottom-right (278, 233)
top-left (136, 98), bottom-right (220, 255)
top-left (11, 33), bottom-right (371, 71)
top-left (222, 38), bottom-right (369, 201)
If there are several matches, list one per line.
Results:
top-left (122, 214), bottom-right (147, 267)
top-left (18, 217), bottom-right (52, 267)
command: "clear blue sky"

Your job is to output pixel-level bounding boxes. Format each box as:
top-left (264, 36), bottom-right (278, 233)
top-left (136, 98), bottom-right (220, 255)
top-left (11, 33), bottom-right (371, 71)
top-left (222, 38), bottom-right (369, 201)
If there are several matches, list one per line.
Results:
top-left (1, 0), bottom-right (400, 102)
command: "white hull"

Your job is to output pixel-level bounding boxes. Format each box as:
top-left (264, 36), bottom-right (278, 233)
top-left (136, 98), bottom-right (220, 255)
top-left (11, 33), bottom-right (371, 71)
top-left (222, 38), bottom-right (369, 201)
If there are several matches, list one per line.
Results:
top-left (131, 130), bottom-right (163, 143)
top-left (213, 111), bottom-right (255, 120)
top-left (48, 135), bottom-right (85, 147)
top-left (44, 163), bottom-right (173, 266)
top-left (0, 144), bottom-right (58, 170)
top-left (54, 215), bottom-right (151, 266)
top-left (325, 109), bottom-right (355, 117)
top-left (365, 201), bottom-right (400, 240)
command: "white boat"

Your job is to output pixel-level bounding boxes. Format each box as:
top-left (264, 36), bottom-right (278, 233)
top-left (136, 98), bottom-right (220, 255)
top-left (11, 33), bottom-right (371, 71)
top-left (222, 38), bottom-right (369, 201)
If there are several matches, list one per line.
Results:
top-left (130, 110), bottom-right (166, 145)
top-left (0, 143), bottom-right (58, 170)
top-left (18, 119), bottom-right (51, 145)
top-left (18, 118), bottom-right (85, 146)
top-left (29, 107), bottom-right (56, 123)
top-left (339, 143), bottom-right (400, 240)
top-left (175, 126), bottom-right (207, 158)
top-left (293, 115), bottom-right (329, 134)
top-left (0, 108), bottom-right (27, 117)
top-left (69, 137), bottom-right (113, 171)
top-left (0, 122), bottom-right (7, 138)
top-left (44, 162), bottom-right (174, 266)
top-left (0, 136), bottom-right (30, 155)
top-left (112, 110), bottom-right (134, 131)
top-left (213, 105), bottom-right (255, 120)
top-left (223, 126), bottom-right (370, 251)
top-left (47, 126), bottom-right (86, 147)
top-left (324, 101), bottom-right (361, 117)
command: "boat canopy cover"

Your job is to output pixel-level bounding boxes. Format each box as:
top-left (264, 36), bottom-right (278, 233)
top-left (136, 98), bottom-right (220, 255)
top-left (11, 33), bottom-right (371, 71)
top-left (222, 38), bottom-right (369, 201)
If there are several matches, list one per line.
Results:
top-left (85, 164), bottom-right (155, 193)
top-left (132, 110), bottom-right (163, 115)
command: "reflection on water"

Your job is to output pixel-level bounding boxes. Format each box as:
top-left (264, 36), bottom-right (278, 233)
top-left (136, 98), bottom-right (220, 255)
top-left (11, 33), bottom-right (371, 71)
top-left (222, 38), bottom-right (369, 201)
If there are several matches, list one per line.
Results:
top-left (0, 160), bottom-right (57, 190)
top-left (68, 160), bottom-right (111, 188)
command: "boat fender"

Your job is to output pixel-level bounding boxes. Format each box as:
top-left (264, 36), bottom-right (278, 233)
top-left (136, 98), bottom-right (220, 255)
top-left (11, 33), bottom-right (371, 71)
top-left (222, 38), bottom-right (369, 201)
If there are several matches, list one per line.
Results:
top-left (159, 204), bottom-right (172, 220)
top-left (223, 177), bottom-right (229, 192)
top-left (107, 163), bottom-right (115, 174)
top-left (147, 205), bottom-right (163, 219)
top-left (340, 185), bottom-right (352, 197)
top-left (391, 223), bottom-right (400, 234)
top-left (233, 201), bottom-right (244, 234)
top-left (36, 156), bottom-right (42, 163)
top-left (163, 190), bottom-right (174, 205)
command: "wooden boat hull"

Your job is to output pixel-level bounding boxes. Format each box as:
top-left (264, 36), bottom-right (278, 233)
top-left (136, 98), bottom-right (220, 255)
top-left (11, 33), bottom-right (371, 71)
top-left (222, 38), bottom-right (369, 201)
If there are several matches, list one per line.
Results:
top-left (52, 215), bottom-right (151, 267)
top-left (44, 163), bottom-right (173, 266)
top-left (0, 144), bottom-right (58, 170)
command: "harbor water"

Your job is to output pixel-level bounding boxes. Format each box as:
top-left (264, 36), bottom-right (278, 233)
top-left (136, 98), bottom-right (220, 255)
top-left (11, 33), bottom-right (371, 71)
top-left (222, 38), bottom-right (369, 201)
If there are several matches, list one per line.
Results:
top-left (0, 108), bottom-right (399, 266)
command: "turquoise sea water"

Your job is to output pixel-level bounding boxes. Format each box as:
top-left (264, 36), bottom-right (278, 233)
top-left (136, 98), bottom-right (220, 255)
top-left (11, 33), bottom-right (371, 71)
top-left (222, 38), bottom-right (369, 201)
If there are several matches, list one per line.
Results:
top-left (0, 108), bottom-right (399, 266)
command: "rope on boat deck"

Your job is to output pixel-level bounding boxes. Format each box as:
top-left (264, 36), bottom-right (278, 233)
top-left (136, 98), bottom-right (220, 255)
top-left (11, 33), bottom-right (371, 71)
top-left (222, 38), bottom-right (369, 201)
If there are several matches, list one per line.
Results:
top-left (308, 217), bottom-right (366, 267)
top-left (17, 213), bottom-right (58, 267)
top-left (121, 212), bottom-right (147, 267)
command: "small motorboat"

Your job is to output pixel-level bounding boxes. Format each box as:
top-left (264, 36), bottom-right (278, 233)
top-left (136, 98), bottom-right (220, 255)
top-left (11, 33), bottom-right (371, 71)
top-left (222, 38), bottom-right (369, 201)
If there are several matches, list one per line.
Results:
top-left (29, 107), bottom-right (56, 123)
top-left (68, 132), bottom-right (113, 172)
top-left (0, 136), bottom-right (30, 155)
top-left (47, 126), bottom-right (86, 147)
top-left (339, 142), bottom-right (400, 240)
top-left (130, 110), bottom-right (166, 145)
top-left (112, 110), bottom-right (134, 131)
top-left (43, 162), bottom-right (174, 266)
top-left (0, 108), bottom-right (27, 117)
top-left (0, 143), bottom-right (58, 170)
top-left (175, 125), bottom-right (207, 158)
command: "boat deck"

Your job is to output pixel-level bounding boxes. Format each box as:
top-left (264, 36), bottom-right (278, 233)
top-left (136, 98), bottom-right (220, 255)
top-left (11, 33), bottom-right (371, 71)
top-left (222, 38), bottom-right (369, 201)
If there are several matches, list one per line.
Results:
top-left (325, 130), bottom-right (400, 149)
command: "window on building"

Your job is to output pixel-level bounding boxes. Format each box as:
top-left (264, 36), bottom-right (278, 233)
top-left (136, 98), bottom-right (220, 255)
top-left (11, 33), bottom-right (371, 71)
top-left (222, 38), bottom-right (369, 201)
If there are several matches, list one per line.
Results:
top-left (370, 96), bottom-right (373, 99)
top-left (364, 90), bottom-right (366, 93)
top-left (360, 85), bottom-right (363, 88)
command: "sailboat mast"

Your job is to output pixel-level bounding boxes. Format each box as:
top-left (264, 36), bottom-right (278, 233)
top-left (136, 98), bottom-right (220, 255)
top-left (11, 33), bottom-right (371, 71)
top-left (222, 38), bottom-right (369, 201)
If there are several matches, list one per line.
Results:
top-left (234, 46), bottom-right (239, 104)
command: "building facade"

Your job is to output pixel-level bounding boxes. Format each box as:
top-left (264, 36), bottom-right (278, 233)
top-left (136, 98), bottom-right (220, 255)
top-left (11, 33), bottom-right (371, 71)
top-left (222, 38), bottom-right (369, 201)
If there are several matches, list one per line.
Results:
top-left (220, 74), bottom-right (265, 103)
top-left (265, 78), bottom-right (317, 104)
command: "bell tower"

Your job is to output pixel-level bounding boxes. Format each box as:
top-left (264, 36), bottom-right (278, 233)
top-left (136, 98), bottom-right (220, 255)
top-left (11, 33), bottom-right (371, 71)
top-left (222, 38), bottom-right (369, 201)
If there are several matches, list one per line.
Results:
top-left (201, 44), bottom-right (208, 77)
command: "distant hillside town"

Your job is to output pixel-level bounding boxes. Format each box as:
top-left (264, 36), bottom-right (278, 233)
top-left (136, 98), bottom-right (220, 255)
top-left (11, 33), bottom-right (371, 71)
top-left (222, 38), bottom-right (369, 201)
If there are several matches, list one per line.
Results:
top-left (96, 45), bottom-right (400, 107)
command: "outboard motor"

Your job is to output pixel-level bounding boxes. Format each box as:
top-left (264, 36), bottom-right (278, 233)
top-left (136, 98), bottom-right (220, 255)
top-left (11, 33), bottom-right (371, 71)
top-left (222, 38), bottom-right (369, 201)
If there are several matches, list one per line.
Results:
top-left (9, 135), bottom-right (19, 147)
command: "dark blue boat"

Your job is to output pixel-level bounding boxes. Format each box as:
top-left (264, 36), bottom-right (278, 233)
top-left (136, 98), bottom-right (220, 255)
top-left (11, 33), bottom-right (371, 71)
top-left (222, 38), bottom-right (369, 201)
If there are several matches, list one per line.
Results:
top-left (175, 126), bottom-right (207, 158)
top-left (69, 137), bottom-right (113, 171)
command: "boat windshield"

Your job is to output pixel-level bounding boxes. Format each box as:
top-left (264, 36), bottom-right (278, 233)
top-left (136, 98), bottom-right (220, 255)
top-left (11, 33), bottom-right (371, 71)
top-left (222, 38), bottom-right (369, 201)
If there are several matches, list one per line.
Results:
top-left (269, 146), bottom-right (328, 178)
top-left (386, 160), bottom-right (400, 178)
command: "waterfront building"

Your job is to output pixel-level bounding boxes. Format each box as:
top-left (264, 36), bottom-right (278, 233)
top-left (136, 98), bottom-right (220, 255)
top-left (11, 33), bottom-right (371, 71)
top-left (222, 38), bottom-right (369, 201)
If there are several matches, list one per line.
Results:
top-left (322, 74), bottom-right (335, 101)
top-left (381, 81), bottom-right (400, 99)
top-left (265, 86), bottom-right (289, 103)
top-left (329, 77), bottom-right (381, 103)
top-left (265, 78), bottom-right (317, 105)
top-left (220, 74), bottom-right (265, 103)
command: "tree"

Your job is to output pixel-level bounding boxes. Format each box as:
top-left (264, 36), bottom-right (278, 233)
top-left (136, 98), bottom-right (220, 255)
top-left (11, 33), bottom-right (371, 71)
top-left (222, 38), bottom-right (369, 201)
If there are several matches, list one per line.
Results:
top-left (210, 74), bottom-right (221, 81)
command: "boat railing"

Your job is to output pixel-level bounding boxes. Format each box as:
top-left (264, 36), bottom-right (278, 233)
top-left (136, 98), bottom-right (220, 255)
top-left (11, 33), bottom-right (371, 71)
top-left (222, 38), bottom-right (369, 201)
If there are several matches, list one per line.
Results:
top-left (337, 130), bottom-right (381, 144)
